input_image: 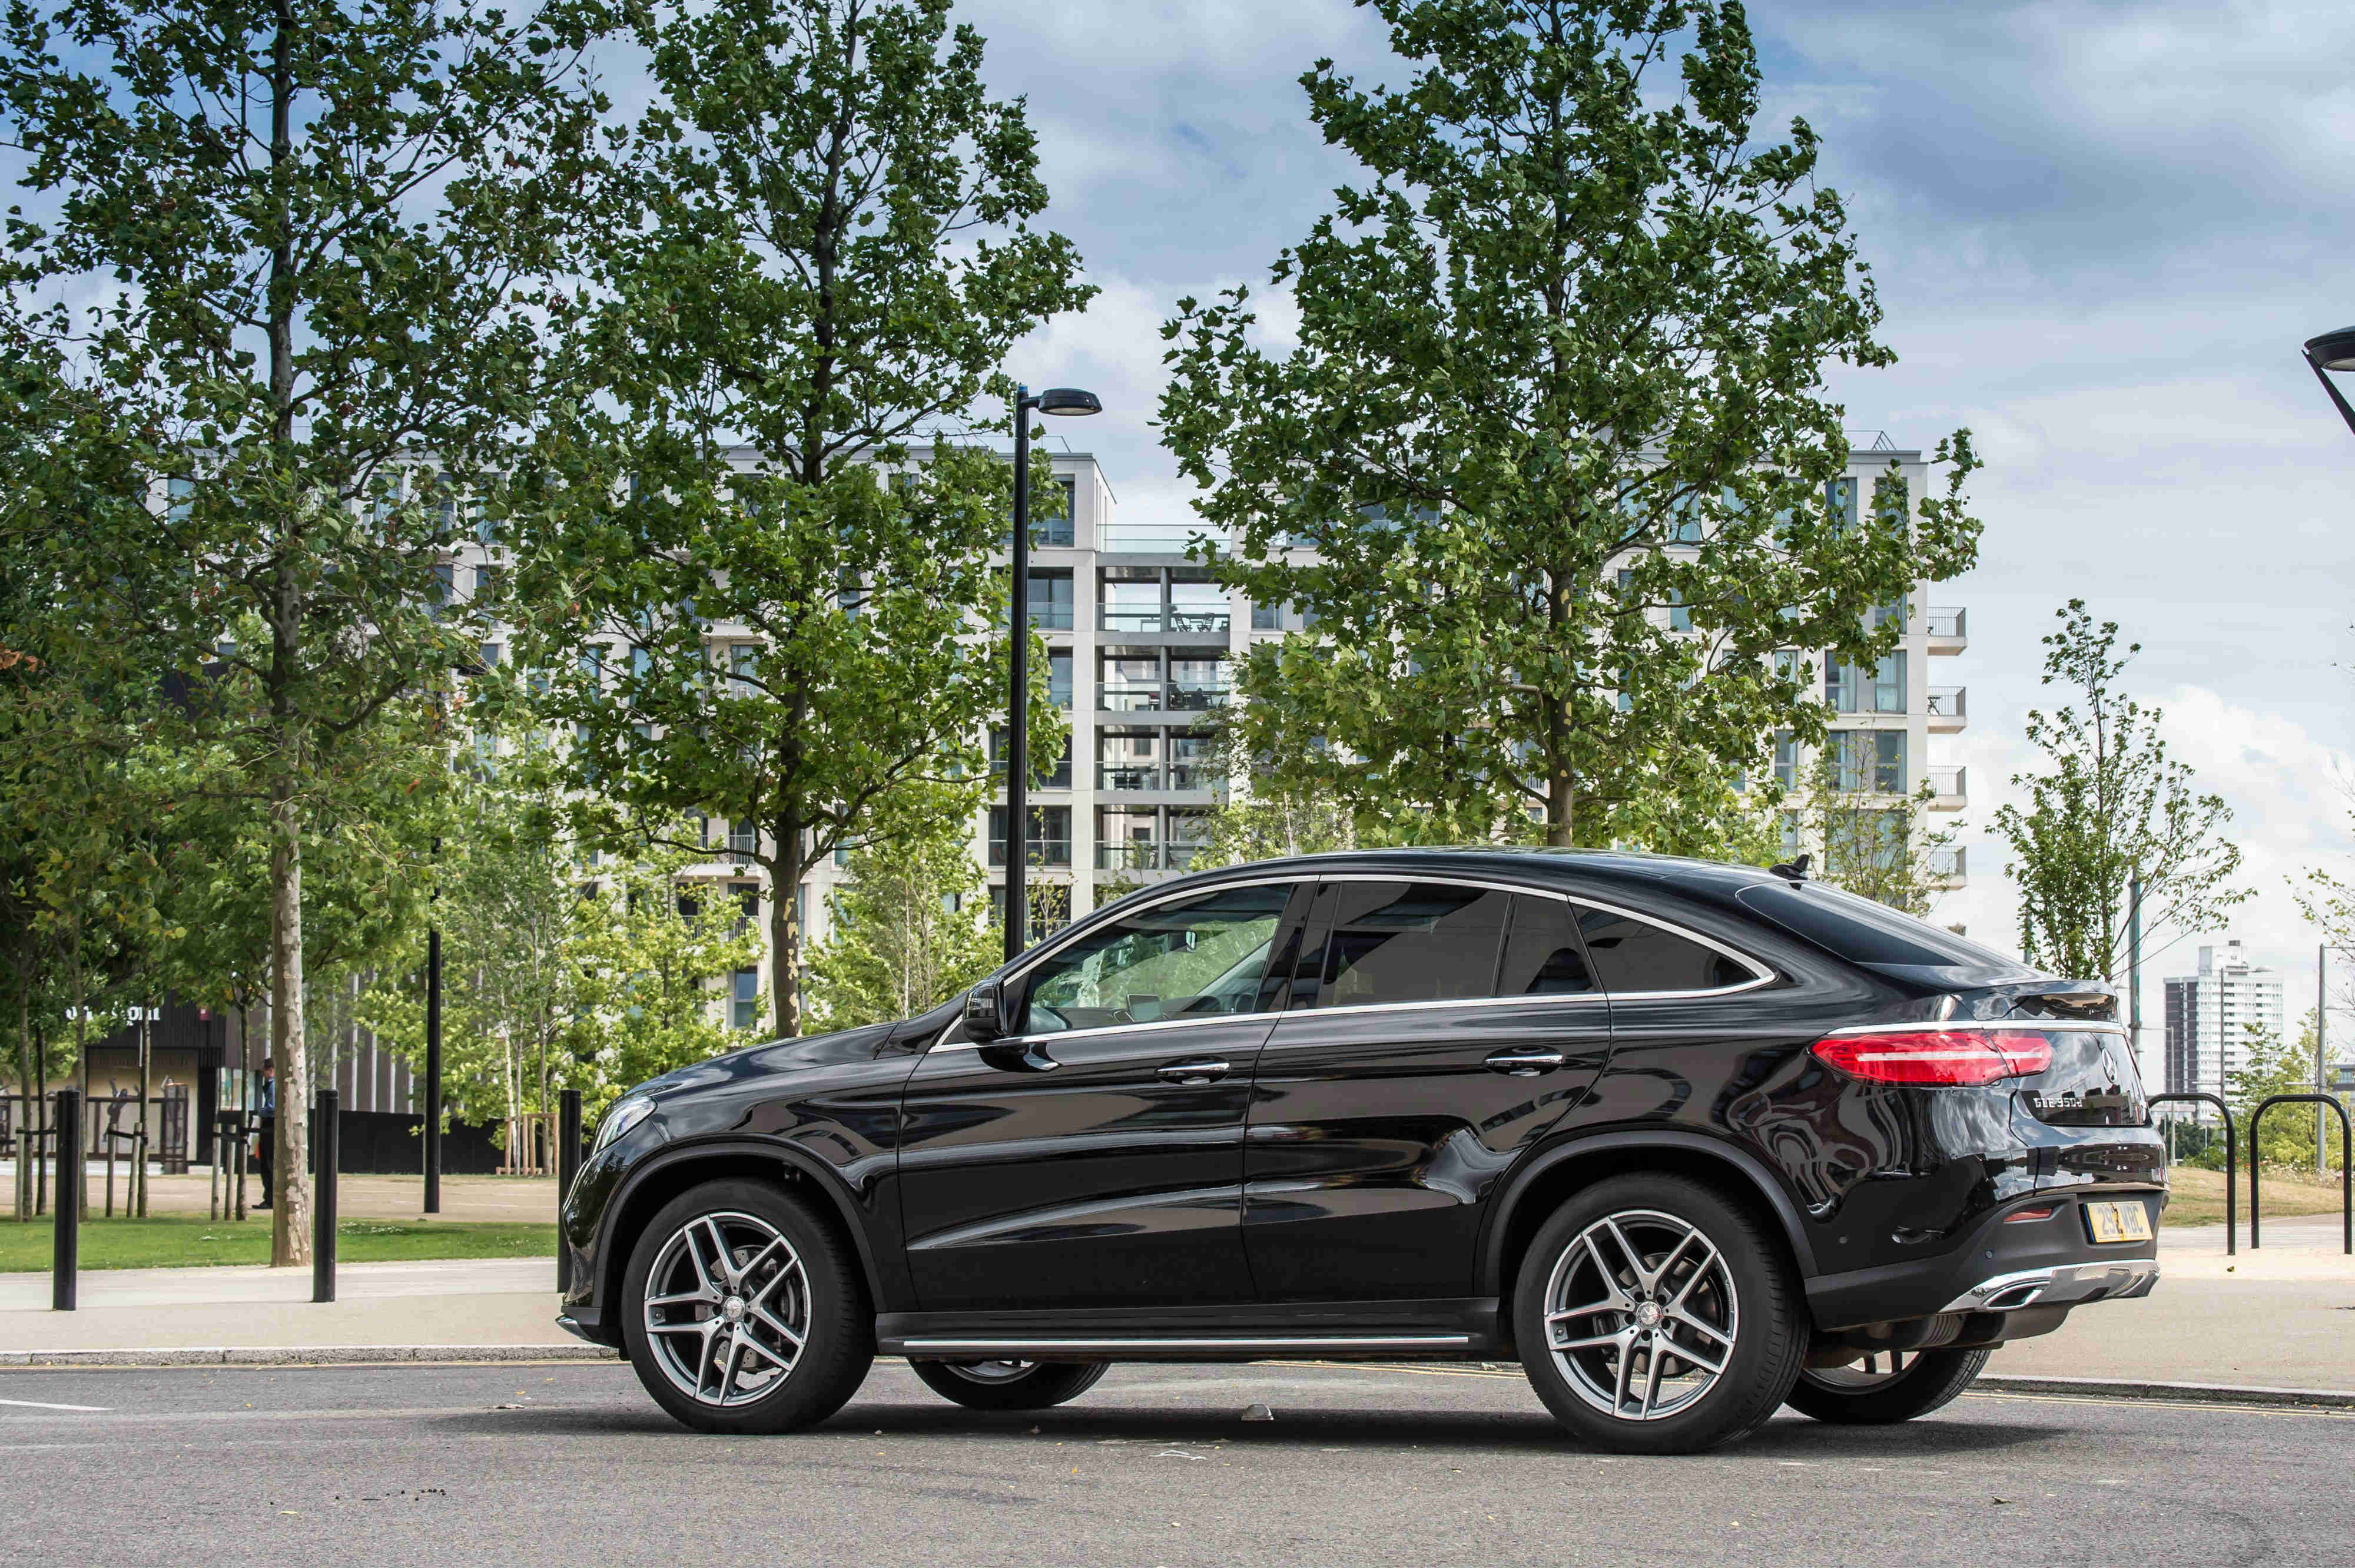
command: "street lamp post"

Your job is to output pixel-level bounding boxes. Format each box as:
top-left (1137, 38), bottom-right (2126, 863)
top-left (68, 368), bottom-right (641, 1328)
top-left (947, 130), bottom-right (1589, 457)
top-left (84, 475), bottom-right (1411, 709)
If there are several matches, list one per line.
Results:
top-left (1005, 384), bottom-right (1101, 963)
top-left (2301, 326), bottom-right (2355, 437)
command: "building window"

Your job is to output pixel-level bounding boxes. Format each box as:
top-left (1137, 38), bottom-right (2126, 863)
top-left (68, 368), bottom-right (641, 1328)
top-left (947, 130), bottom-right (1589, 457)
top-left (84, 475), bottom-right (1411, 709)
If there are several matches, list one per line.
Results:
top-left (1169, 575), bottom-right (1229, 637)
top-left (993, 731), bottom-right (1072, 789)
top-left (1167, 655), bottom-right (1230, 711)
top-left (729, 820), bottom-right (758, 858)
top-left (1826, 652), bottom-right (1904, 714)
top-left (1827, 477), bottom-right (1858, 529)
top-left (989, 805), bottom-right (1072, 867)
top-left (1099, 653), bottom-right (1163, 712)
top-left (1097, 730), bottom-right (1161, 792)
top-left (1047, 649), bottom-right (1073, 710)
top-left (1100, 569), bottom-right (1162, 634)
top-left (1015, 569), bottom-right (1073, 630)
top-left (1095, 806), bottom-right (1160, 870)
top-left (1829, 729), bottom-right (1905, 795)
top-left (167, 475), bottom-right (197, 522)
top-left (1773, 732), bottom-right (1796, 791)
top-left (1165, 808), bottom-right (1213, 868)
top-left (731, 969), bottom-right (759, 1032)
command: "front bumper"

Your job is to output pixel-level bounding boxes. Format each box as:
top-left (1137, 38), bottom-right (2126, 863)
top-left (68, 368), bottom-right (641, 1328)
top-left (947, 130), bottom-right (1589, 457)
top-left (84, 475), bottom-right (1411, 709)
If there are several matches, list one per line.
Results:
top-left (1806, 1189), bottom-right (2163, 1330)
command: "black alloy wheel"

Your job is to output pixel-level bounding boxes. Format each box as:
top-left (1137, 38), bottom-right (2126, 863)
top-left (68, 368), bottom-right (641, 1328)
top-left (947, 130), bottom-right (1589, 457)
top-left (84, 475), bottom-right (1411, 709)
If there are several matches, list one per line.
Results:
top-left (1514, 1173), bottom-right (1806, 1455)
top-left (621, 1178), bottom-right (874, 1434)
top-left (908, 1358), bottom-right (1111, 1411)
top-left (1785, 1347), bottom-right (1992, 1424)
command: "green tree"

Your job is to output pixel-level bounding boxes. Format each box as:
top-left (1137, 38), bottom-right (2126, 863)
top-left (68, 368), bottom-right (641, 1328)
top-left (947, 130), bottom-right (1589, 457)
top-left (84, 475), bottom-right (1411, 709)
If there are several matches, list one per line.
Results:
top-left (1774, 745), bottom-right (1959, 918)
top-left (805, 802), bottom-right (997, 1030)
top-left (510, 0), bottom-right (1087, 1036)
top-left (1160, 0), bottom-right (1979, 850)
top-left (1994, 602), bottom-right (2245, 988)
top-left (4, 0), bottom-right (603, 1260)
top-left (2228, 1015), bottom-right (2331, 1175)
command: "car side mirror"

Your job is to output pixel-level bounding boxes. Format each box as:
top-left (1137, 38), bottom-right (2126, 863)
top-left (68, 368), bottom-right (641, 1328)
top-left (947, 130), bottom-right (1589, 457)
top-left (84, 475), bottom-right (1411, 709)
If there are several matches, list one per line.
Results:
top-left (965, 980), bottom-right (1005, 1042)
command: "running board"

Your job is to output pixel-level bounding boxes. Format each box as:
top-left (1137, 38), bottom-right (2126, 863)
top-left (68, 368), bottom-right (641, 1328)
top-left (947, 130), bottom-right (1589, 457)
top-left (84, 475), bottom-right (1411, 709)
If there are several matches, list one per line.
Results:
top-left (886, 1331), bottom-right (1476, 1361)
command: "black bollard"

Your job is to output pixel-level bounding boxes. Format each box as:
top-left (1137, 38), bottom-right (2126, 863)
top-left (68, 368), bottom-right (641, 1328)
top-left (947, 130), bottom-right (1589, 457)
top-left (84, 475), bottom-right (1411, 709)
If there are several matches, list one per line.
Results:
top-left (556, 1089), bottom-right (583, 1292)
top-left (52, 1089), bottom-right (80, 1311)
top-left (312, 1089), bottom-right (339, 1304)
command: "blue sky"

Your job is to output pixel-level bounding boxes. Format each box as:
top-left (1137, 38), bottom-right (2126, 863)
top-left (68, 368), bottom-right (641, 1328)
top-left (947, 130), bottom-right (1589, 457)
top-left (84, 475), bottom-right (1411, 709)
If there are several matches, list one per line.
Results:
top-left (953, 0), bottom-right (2355, 1052)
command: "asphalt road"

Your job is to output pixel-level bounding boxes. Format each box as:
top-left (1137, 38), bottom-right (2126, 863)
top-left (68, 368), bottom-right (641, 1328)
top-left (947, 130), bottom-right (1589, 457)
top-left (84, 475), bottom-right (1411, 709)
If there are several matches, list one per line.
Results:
top-left (3, 1358), bottom-right (2341, 1567)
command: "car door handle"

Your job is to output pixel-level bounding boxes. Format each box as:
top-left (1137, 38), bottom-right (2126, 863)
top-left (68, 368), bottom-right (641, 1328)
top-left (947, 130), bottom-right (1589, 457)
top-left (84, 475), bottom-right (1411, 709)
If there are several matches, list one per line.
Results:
top-left (1485, 1049), bottom-right (1565, 1077)
top-left (1156, 1058), bottom-right (1230, 1085)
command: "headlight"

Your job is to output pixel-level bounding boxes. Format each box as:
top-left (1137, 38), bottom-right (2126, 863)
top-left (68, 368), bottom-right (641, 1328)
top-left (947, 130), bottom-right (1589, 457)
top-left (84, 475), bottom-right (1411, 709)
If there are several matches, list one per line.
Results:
top-left (593, 1095), bottom-right (656, 1153)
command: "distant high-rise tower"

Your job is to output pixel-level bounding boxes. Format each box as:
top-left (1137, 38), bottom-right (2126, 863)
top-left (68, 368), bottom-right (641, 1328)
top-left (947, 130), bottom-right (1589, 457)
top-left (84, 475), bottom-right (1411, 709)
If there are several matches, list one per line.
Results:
top-left (2162, 940), bottom-right (2284, 1105)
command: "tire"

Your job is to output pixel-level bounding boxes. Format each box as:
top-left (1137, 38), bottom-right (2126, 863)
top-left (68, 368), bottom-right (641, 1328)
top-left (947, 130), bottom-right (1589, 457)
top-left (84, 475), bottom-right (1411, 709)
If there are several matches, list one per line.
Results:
top-left (1514, 1173), bottom-right (1806, 1456)
top-left (621, 1178), bottom-right (874, 1434)
top-left (908, 1359), bottom-right (1110, 1411)
top-left (1785, 1347), bottom-right (1991, 1424)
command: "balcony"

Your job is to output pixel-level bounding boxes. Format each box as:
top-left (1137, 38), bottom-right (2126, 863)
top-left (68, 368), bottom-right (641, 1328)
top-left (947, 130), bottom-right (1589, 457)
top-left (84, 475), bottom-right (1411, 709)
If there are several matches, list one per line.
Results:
top-left (1927, 846), bottom-right (1966, 888)
top-left (1926, 606), bottom-right (1967, 655)
top-left (1166, 679), bottom-right (1231, 711)
top-left (1097, 763), bottom-right (1161, 792)
top-left (1096, 840), bottom-right (1163, 871)
top-left (987, 834), bottom-right (1072, 868)
top-left (1927, 685), bottom-right (1966, 734)
top-left (1927, 765), bottom-right (1966, 812)
top-left (1099, 522), bottom-right (1227, 555)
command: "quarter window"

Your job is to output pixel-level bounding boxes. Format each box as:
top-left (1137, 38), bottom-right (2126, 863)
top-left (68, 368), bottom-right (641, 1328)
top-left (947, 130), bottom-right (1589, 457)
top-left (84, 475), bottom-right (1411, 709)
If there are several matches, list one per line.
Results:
top-left (1498, 896), bottom-right (1598, 995)
top-left (1575, 907), bottom-right (1756, 994)
top-left (1016, 884), bottom-right (1294, 1036)
top-left (1311, 882), bottom-right (1511, 1008)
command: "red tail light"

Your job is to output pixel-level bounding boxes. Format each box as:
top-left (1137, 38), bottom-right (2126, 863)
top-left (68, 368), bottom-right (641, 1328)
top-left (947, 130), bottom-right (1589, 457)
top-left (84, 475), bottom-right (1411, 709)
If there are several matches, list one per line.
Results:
top-left (1810, 1029), bottom-right (2054, 1086)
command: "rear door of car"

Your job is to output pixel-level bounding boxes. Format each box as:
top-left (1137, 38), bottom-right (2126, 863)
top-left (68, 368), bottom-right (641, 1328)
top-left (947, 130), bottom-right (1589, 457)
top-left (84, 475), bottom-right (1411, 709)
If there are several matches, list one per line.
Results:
top-left (1241, 878), bottom-right (1614, 1302)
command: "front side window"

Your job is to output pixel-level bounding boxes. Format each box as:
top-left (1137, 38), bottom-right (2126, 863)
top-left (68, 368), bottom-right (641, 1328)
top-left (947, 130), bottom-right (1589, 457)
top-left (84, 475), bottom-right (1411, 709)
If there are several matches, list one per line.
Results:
top-left (1016, 883), bottom-right (1295, 1035)
top-left (1311, 881), bottom-right (1511, 1008)
top-left (1576, 907), bottom-right (1756, 994)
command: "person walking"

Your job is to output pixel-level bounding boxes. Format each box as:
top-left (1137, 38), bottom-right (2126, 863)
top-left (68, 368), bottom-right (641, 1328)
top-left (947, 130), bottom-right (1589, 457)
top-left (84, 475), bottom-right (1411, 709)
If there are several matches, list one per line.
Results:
top-left (253, 1059), bottom-right (276, 1209)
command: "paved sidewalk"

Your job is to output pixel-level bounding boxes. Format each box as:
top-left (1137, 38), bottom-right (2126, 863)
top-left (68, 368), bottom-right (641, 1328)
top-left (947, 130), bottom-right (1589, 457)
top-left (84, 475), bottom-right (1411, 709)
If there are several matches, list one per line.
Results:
top-left (5, 1212), bottom-right (2350, 1389)
top-left (1, 1257), bottom-right (569, 1356)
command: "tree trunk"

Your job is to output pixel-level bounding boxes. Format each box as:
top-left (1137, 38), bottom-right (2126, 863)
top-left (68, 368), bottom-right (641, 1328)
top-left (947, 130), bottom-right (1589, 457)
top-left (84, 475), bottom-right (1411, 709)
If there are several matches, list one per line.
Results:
top-left (14, 986), bottom-right (28, 1223)
top-left (768, 816), bottom-right (807, 1039)
top-left (269, 768), bottom-right (312, 1267)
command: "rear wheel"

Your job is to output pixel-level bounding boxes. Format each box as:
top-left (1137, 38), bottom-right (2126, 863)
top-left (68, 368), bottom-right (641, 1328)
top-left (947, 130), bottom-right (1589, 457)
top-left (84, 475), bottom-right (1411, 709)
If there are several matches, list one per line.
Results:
top-left (908, 1358), bottom-right (1110, 1411)
top-left (1785, 1347), bottom-right (1991, 1424)
top-left (621, 1178), bottom-right (874, 1434)
top-left (1514, 1173), bottom-right (1806, 1455)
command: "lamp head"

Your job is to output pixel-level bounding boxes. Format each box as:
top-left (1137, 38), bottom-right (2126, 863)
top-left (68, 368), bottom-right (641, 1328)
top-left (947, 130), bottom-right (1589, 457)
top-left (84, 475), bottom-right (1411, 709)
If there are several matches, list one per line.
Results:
top-left (2304, 326), bottom-right (2355, 373)
top-left (1035, 387), bottom-right (1102, 417)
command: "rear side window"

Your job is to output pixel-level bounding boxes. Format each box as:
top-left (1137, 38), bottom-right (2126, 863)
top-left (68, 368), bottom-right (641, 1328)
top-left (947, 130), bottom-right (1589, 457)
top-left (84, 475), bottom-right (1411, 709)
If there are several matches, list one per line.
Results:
top-left (1577, 906), bottom-right (1756, 994)
top-left (1497, 896), bottom-right (1598, 995)
top-left (1312, 881), bottom-right (1510, 1007)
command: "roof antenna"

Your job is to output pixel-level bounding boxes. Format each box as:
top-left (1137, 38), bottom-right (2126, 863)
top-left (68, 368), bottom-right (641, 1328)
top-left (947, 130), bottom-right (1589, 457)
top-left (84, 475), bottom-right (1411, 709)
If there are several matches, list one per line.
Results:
top-left (1769, 851), bottom-right (1812, 882)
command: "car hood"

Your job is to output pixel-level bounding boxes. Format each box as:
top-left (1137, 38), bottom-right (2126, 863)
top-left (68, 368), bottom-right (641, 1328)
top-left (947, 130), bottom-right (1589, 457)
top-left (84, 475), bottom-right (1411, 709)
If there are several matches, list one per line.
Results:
top-left (632, 1022), bottom-right (901, 1102)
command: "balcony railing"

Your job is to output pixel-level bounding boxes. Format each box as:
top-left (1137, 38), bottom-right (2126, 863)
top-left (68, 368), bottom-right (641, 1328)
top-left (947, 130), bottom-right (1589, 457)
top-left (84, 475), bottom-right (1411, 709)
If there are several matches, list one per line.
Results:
top-left (1166, 608), bottom-right (1231, 637)
top-left (1927, 847), bottom-right (1966, 882)
top-left (1099, 685), bottom-right (1163, 712)
top-left (1096, 841), bottom-right (1162, 870)
top-left (1928, 686), bottom-right (1965, 719)
top-left (1167, 681), bottom-right (1230, 711)
top-left (1100, 606), bottom-right (1163, 634)
top-left (1926, 607), bottom-right (1966, 639)
top-left (1098, 606), bottom-right (1232, 637)
top-left (1928, 765), bottom-right (1965, 800)
top-left (1165, 764), bottom-right (1217, 792)
top-left (1098, 522), bottom-right (1226, 554)
top-left (987, 836), bottom-right (1073, 868)
top-left (1097, 763), bottom-right (1160, 791)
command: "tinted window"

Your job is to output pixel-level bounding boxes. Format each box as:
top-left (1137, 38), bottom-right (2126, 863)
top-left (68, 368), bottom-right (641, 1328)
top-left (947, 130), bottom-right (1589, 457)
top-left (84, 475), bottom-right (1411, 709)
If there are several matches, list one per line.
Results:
top-left (1733, 882), bottom-right (2034, 976)
top-left (1577, 907), bottom-right (1756, 994)
top-left (1314, 881), bottom-right (1510, 1007)
top-left (1017, 883), bottom-right (1293, 1036)
top-left (1498, 896), bottom-right (1598, 995)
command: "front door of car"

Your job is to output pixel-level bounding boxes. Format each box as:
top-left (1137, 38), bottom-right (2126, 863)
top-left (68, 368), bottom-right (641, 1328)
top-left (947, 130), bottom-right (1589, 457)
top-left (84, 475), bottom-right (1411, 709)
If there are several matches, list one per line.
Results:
top-left (897, 880), bottom-right (1310, 1312)
top-left (1243, 880), bottom-right (1614, 1302)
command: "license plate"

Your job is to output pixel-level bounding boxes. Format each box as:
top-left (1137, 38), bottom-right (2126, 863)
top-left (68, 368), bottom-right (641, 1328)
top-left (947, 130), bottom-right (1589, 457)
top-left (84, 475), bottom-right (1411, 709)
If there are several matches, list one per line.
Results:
top-left (2084, 1200), bottom-right (2152, 1244)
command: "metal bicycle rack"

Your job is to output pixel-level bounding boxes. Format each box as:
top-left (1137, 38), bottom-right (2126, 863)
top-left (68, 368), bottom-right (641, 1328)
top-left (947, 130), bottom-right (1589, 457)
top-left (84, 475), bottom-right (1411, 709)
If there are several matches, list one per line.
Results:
top-left (2248, 1093), bottom-right (2352, 1254)
top-left (2148, 1092), bottom-right (2236, 1256)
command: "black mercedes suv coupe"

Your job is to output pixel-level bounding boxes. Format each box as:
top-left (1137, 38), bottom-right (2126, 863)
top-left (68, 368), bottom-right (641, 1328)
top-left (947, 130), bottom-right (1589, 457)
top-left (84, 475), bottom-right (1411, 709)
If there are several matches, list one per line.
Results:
top-left (556, 848), bottom-right (2163, 1454)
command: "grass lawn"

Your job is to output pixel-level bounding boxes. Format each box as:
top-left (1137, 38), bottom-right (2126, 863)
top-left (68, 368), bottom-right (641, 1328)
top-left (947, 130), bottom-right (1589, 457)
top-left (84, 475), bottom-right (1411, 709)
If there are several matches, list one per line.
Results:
top-left (2163, 1163), bottom-right (2349, 1228)
top-left (0, 1214), bottom-right (555, 1272)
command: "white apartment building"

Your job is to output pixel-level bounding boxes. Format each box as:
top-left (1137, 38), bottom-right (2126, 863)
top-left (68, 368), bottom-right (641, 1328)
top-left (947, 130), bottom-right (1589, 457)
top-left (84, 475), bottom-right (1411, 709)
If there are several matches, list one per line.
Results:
top-left (2164, 939), bottom-right (2286, 1105)
top-left (443, 437), bottom-right (1972, 1023)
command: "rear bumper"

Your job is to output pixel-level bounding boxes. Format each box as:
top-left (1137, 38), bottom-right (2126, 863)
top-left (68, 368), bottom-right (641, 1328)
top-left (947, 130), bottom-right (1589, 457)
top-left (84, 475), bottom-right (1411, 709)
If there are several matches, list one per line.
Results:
top-left (1806, 1189), bottom-right (2162, 1330)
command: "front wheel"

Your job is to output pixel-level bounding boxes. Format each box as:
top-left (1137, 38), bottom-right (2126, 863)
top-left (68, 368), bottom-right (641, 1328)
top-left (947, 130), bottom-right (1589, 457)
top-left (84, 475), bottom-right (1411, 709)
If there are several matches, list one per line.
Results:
top-left (1514, 1173), bottom-right (1806, 1455)
top-left (621, 1178), bottom-right (874, 1434)
top-left (1785, 1347), bottom-right (1991, 1424)
top-left (908, 1358), bottom-right (1110, 1411)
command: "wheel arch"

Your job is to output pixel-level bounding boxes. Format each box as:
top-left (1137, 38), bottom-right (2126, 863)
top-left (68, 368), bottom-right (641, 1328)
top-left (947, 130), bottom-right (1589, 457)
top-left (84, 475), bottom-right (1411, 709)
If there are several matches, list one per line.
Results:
top-left (598, 1139), bottom-right (888, 1320)
top-left (1481, 1131), bottom-right (1820, 1308)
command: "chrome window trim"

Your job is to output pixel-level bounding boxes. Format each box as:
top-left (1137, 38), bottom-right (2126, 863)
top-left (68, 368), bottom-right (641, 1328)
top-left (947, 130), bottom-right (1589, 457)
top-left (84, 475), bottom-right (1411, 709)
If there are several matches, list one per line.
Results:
top-left (926, 867), bottom-right (1779, 1054)
top-left (1822, 1020), bottom-right (2127, 1037)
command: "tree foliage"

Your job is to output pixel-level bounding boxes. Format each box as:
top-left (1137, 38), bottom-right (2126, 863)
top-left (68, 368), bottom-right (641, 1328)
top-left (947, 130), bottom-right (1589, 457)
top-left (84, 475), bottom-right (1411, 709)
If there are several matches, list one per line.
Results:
top-left (1160, 0), bottom-right (1979, 850)
top-left (1775, 747), bottom-right (1958, 919)
top-left (1994, 601), bottom-right (2244, 984)
top-left (804, 795), bottom-right (996, 1031)
top-left (509, 0), bottom-right (1087, 1036)
top-left (4, 0), bottom-right (603, 1259)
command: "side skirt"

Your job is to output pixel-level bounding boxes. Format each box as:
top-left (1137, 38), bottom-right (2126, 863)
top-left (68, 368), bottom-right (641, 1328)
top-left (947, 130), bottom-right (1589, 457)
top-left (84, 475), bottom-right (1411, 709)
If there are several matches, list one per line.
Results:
top-left (877, 1297), bottom-right (1505, 1363)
